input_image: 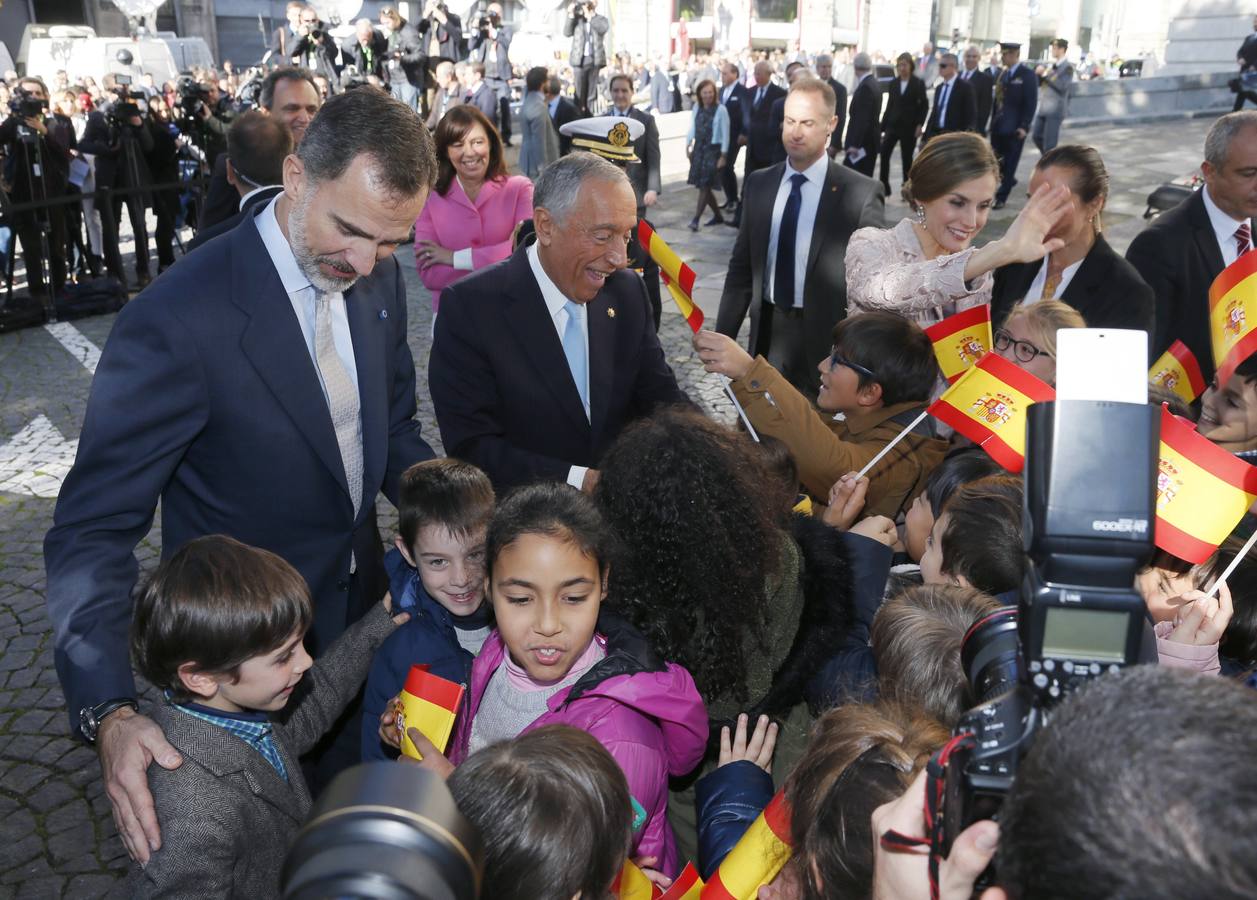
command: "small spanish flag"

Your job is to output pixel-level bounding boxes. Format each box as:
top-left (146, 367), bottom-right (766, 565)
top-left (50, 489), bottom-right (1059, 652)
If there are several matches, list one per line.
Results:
top-left (1149, 340), bottom-right (1207, 405)
top-left (1155, 405), bottom-right (1257, 564)
top-left (701, 791), bottom-right (792, 899)
top-left (612, 860), bottom-right (660, 900)
top-left (924, 305), bottom-right (993, 384)
top-left (1209, 249), bottom-right (1257, 386)
top-left (927, 352), bottom-right (1056, 473)
top-left (638, 220), bottom-right (704, 332)
top-left (397, 665), bottom-right (464, 761)
top-left (660, 864), bottom-right (704, 900)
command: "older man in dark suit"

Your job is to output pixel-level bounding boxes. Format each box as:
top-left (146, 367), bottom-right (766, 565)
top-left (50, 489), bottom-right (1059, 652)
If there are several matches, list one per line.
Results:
top-left (960, 45), bottom-right (996, 135)
top-left (717, 77), bottom-right (885, 398)
top-left (815, 53), bottom-right (848, 159)
top-left (923, 52), bottom-right (977, 141)
top-left (430, 152), bottom-right (687, 490)
top-left (719, 62), bottom-right (751, 210)
top-left (45, 88), bottom-right (437, 865)
top-left (1127, 111), bottom-right (1257, 381)
top-left (843, 52), bottom-right (881, 178)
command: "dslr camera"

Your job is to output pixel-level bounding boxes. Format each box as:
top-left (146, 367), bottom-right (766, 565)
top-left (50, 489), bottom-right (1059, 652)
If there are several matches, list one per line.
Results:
top-left (929, 332), bottom-right (1159, 882)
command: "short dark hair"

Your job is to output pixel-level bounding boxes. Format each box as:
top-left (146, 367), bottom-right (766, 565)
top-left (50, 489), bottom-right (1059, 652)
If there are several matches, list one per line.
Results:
top-left (397, 459), bottom-right (495, 553)
top-left (131, 536), bottom-right (312, 703)
top-left (1036, 143), bottom-right (1109, 210)
top-left (525, 66), bottom-right (548, 93)
top-left (297, 85), bottom-right (436, 198)
top-left (487, 482), bottom-right (617, 579)
top-left (545, 75), bottom-right (563, 96)
top-left (831, 311), bottom-right (939, 405)
top-left (448, 725), bottom-right (632, 900)
top-left (1051, 37), bottom-right (1069, 50)
top-left (607, 72), bottom-right (633, 93)
top-left (997, 667), bottom-right (1257, 899)
top-left (924, 447), bottom-right (1004, 517)
top-left (432, 104), bottom-right (507, 196)
top-left (871, 584), bottom-right (1003, 726)
top-left (260, 66), bottom-right (319, 111)
top-left (227, 110), bottom-right (292, 187)
top-left (939, 475), bottom-right (1025, 595)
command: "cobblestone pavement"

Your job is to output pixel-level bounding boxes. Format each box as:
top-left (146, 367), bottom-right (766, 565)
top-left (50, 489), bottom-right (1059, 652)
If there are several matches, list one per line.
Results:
top-left (0, 114), bottom-right (1216, 896)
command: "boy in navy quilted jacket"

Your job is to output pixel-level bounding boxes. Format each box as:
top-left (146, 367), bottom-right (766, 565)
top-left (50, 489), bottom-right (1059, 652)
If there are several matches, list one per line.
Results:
top-left (361, 459), bottom-right (495, 760)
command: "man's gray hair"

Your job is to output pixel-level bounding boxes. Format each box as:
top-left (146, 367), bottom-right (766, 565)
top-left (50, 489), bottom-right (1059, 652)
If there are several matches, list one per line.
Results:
top-left (1205, 111), bottom-right (1257, 168)
top-left (852, 52), bottom-right (873, 72)
top-left (533, 152), bottom-right (628, 223)
top-left (941, 52), bottom-right (958, 66)
top-left (815, 53), bottom-right (833, 66)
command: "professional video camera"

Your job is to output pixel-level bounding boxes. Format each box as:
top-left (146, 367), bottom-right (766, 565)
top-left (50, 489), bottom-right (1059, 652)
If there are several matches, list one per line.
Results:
top-left (176, 75), bottom-right (212, 120)
top-left (281, 762), bottom-right (482, 899)
top-left (9, 86), bottom-right (46, 120)
top-left (927, 331), bottom-right (1159, 887)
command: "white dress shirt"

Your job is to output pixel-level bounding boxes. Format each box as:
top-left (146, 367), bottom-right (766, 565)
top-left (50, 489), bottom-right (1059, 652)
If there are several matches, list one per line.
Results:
top-left (764, 152), bottom-right (828, 308)
top-left (254, 195), bottom-right (359, 405)
top-left (1202, 185), bottom-right (1252, 268)
top-left (721, 82), bottom-right (734, 104)
top-left (527, 242), bottom-right (591, 489)
top-left (1024, 256), bottom-right (1084, 303)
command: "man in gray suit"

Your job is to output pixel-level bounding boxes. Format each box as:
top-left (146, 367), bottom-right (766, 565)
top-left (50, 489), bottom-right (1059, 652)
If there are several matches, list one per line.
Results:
top-left (1033, 38), bottom-right (1074, 154)
top-left (519, 66), bottom-right (558, 179)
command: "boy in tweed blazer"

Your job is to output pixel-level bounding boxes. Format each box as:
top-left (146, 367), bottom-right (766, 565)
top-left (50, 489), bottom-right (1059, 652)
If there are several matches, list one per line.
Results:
top-left (126, 536), bottom-right (406, 898)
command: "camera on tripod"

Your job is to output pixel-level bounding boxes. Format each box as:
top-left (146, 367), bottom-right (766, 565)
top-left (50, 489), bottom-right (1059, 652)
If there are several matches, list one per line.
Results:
top-left (929, 330), bottom-right (1158, 881)
top-left (176, 75), bottom-right (213, 120)
top-left (9, 86), bottom-right (46, 121)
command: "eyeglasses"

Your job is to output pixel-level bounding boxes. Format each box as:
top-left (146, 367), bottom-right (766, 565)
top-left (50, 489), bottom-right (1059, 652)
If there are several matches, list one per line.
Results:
top-left (829, 349), bottom-right (876, 379)
top-left (994, 329), bottom-right (1051, 363)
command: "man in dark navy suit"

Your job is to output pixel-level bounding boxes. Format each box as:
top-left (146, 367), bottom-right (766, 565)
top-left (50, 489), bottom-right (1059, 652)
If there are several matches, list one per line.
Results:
top-left (430, 152), bottom-right (688, 491)
top-left (745, 61), bottom-right (788, 179)
top-left (990, 41), bottom-right (1037, 208)
top-left (960, 45), bottom-right (996, 135)
top-left (922, 52), bottom-right (976, 142)
top-left (44, 87), bottom-right (437, 865)
top-left (719, 61), bottom-right (752, 211)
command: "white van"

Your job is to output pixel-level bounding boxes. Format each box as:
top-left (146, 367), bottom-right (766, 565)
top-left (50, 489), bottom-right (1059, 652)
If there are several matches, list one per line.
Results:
top-left (155, 33), bottom-right (215, 73)
top-left (18, 25), bottom-right (180, 89)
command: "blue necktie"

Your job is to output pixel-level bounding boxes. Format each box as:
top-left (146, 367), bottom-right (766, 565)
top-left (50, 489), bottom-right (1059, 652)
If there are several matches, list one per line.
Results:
top-left (562, 301), bottom-right (589, 416)
top-left (938, 82), bottom-right (950, 127)
top-left (773, 173), bottom-right (808, 310)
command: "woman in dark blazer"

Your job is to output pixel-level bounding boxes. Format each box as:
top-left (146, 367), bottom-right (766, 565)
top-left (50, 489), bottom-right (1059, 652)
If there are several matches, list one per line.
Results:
top-left (992, 145), bottom-right (1155, 336)
top-left (879, 53), bottom-right (930, 197)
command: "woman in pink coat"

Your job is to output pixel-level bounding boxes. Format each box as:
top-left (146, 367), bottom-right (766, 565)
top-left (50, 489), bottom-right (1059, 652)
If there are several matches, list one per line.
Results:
top-left (415, 104), bottom-right (534, 312)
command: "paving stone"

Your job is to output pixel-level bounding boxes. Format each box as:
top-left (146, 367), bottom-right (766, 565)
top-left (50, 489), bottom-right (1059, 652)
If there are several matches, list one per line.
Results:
top-left (64, 873), bottom-right (119, 898)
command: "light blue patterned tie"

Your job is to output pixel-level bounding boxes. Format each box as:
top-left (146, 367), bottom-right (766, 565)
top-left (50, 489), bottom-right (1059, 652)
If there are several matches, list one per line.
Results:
top-left (562, 301), bottom-right (589, 415)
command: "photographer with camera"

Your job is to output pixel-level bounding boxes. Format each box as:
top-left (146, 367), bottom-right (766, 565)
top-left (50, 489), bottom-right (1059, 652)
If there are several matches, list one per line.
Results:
top-left (378, 6), bottom-right (426, 113)
top-left (174, 78), bottom-right (231, 165)
top-left (78, 74), bottom-right (157, 288)
top-left (564, 0), bottom-right (609, 114)
top-left (419, 1), bottom-right (464, 66)
top-left (290, 7), bottom-right (341, 93)
top-left (469, 2), bottom-right (513, 143)
top-left (343, 19), bottom-right (389, 84)
top-left (0, 76), bottom-right (76, 302)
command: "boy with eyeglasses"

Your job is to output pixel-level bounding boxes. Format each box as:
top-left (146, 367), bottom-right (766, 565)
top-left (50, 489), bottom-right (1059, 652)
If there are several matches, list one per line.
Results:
top-left (694, 310), bottom-right (949, 518)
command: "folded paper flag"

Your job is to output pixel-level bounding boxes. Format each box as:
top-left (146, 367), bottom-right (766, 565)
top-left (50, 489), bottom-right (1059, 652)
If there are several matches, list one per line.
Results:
top-left (701, 791), bottom-right (792, 899)
top-left (1209, 249), bottom-right (1257, 387)
top-left (1149, 339), bottom-right (1207, 405)
top-left (613, 859), bottom-right (660, 900)
top-left (398, 664), bottom-right (464, 761)
top-left (1155, 405), bottom-right (1257, 564)
top-left (924, 304), bottom-right (993, 384)
top-left (927, 352), bottom-right (1056, 473)
top-left (638, 220), bottom-right (704, 332)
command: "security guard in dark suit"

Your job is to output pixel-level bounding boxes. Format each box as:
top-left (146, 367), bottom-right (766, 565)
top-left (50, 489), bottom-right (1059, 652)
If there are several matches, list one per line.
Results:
top-left (990, 42), bottom-right (1037, 208)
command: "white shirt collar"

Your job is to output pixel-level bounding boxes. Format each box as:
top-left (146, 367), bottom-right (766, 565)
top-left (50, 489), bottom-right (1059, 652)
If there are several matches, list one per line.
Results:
top-left (238, 184), bottom-right (275, 212)
top-left (527, 241), bottom-right (576, 319)
top-left (783, 152), bottom-right (829, 188)
top-left (1202, 184), bottom-right (1249, 248)
top-left (255, 195), bottom-right (314, 297)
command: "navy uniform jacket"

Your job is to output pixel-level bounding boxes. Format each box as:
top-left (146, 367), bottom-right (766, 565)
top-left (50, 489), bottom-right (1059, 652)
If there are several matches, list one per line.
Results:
top-left (991, 62), bottom-right (1037, 135)
top-left (44, 215), bottom-right (434, 732)
top-left (429, 244), bottom-right (688, 490)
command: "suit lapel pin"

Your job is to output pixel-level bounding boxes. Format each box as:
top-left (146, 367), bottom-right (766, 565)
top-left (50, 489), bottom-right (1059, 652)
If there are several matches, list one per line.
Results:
top-left (607, 307), bottom-right (616, 318)
top-left (378, 309), bottom-right (389, 320)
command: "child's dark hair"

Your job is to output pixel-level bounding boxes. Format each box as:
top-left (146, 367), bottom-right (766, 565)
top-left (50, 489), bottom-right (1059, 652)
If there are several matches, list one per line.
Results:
top-left (831, 311), bottom-right (940, 406)
top-left (939, 475), bottom-right (1025, 595)
top-left (131, 535), bottom-right (313, 702)
top-left (871, 584), bottom-right (1003, 727)
top-left (924, 447), bottom-right (1004, 517)
top-left (486, 482), bottom-right (616, 577)
top-left (785, 700), bottom-right (949, 900)
top-left (752, 434), bottom-right (801, 520)
top-left (447, 725), bottom-right (632, 900)
top-left (1217, 539), bottom-right (1257, 670)
top-left (397, 458), bottom-right (496, 552)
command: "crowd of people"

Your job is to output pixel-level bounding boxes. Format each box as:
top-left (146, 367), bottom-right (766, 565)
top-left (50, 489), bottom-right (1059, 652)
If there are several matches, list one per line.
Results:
top-left (28, 11), bottom-right (1257, 900)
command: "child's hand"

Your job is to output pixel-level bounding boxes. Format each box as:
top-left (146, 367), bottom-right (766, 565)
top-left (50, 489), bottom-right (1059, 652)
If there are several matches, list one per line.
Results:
top-left (1167, 583), bottom-right (1234, 646)
top-left (634, 857), bottom-right (673, 889)
top-left (378, 696), bottom-right (404, 749)
top-left (849, 515), bottom-right (898, 547)
top-left (399, 727), bottom-right (455, 779)
top-left (718, 713), bottom-right (778, 773)
top-left (823, 472), bottom-right (868, 531)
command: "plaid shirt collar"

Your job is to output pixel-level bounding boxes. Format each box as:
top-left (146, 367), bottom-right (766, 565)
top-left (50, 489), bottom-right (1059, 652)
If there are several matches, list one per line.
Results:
top-left (174, 700), bottom-right (289, 782)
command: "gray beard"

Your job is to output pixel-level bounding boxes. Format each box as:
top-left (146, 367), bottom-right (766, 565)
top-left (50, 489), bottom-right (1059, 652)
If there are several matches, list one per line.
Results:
top-left (288, 190), bottom-right (360, 294)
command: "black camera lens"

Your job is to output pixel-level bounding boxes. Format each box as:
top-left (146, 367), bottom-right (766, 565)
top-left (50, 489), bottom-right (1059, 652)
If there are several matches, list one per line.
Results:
top-left (282, 763), bottom-right (482, 900)
top-left (961, 607), bottom-right (1020, 703)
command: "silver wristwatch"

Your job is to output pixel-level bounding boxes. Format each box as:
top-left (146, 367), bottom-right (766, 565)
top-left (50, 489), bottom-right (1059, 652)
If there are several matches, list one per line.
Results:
top-left (79, 698), bottom-right (139, 743)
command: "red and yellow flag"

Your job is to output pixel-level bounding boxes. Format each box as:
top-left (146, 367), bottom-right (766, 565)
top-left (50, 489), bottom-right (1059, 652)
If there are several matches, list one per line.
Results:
top-left (1149, 339), bottom-right (1207, 405)
top-left (924, 305), bottom-right (993, 384)
top-left (613, 862), bottom-right (704, 900)
top-left (1209, 249), bottom-right (1257, 386)
top-left (701, 791), bottom-right (792, 899)
top-left (660, 864), bottom-right (704, 900)
top-left (927, 352), bottom-right (1056, 473)
top-left (397, 665), bottom-right (464, 761)
top-left (638, 220), bottom-right (704, 332)
top-left (1155, 405), bottom-right (1257, 564)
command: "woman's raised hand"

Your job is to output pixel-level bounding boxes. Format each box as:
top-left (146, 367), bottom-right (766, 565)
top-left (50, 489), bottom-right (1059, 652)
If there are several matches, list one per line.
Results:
top-left (998, 182), bottom-right (1073, 265)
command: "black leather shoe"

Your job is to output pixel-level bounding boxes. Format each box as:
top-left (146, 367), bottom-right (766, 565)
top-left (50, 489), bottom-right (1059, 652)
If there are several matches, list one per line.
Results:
top-left (688, 218), bottom-right (700, 232)
top-left (704, 214), bottom-right (725, 226)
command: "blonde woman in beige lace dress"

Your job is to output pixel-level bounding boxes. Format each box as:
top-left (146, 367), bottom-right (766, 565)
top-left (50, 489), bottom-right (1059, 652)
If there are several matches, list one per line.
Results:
top-left (846, 132), bottom-right (1074, 329)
